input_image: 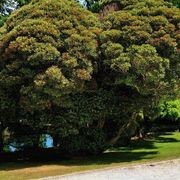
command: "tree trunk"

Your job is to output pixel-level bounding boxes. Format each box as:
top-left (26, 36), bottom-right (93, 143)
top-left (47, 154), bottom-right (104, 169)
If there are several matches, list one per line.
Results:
top-left (97, 115), bottom-right (105, 129)
top-left (0, 135), bottom-right (4, 152)
top-left (109, 112), bottom-right (138, 145)
top-left (32, 135), bottom-right (40, 149)
top-left (0, 124), bottom-right (4, 152)
top-left (99, 2), bottom-right (120, 19)
top-left (109, 123), bottom-right (129, 145)
top-left (53, 135), bottom-right (59, 148)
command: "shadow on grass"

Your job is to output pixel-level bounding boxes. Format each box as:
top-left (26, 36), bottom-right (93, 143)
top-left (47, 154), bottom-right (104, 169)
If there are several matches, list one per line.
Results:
top-left (150, 132), bottom-right (180, 143)
top-left (1, 132), bottom-right (178, 172)
top-left (0, 150), bottom-right (158, 171)
top-left (154, 137), bottom-right (180, 143)
top-left (129, 132), bottom-right (180, 150)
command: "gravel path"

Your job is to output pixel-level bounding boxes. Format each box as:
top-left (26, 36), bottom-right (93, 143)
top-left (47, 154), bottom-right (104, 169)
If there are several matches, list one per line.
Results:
top-left (39, 159), bottom-right (180, 180)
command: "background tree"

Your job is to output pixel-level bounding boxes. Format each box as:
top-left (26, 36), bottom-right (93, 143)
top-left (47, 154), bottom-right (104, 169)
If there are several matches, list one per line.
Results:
top-left (99, 0), bottom-right (179, 143)
top-left (81, 0), bottom-right (101, 12)
top-left (165, 0), bottom-right (180, 8)
top-left (0, 0), bottom-right (31, 26)
top-left (161, 100), bottom-right (180, 121)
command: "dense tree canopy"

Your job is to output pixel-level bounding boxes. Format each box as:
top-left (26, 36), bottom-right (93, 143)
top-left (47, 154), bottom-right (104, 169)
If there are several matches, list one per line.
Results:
top-left (99, 0), bottom-right (179, 142)
top-left (100, 0), bottom-right (179, 92)
top-left (0, 0), bottom-right (100, 152)
top-left (0, 0), bottom-right (179, 154)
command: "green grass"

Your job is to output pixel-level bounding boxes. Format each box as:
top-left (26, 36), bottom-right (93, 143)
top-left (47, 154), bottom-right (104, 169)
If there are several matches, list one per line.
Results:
top-left (0, 132), bottom-right (180, 180)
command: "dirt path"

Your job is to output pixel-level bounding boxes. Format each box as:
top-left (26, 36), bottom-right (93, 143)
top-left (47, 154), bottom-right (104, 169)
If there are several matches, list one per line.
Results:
top-left (39, 159), bottom-right (180, 180)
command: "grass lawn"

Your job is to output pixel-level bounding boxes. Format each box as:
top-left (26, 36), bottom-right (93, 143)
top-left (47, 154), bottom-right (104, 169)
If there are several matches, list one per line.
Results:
top-left (0, 132), bottom-right (180, 180)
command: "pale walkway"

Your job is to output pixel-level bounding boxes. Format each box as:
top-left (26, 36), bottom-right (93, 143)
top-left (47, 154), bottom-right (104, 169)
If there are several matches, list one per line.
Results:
top-left (40, 159), bottom-right (180, 180)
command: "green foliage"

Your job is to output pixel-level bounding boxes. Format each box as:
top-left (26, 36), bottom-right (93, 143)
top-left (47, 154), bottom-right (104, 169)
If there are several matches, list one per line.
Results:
top-left (102, 43), bottom-right (169, 94)
top-left (0, 0), bottom-right (99, 110)
top-left (60, 128), bottom-right (107, 155)
top-left (99, 0), bottom-right (173, 8)
top-left (0, 15), bottom-right (7, 27)
top-left (16, 0), bottom-right (31, 7)
top-left (160, 100), bottom-right (180, 120)
top-left (101, 0), bottom-right (179, 99)
top-left (165, 0), bottom-right (180, 8)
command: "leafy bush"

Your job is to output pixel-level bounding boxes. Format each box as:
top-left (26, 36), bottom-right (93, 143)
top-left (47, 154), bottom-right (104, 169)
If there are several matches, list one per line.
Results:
top-left (160, 100), bottom-right (180, 121)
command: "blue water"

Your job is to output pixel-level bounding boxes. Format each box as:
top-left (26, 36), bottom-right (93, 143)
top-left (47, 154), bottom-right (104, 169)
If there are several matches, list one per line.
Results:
top-left (44, 134), bottom-right (53, 148)
top-left (6, 134), bottom-right (54, 152)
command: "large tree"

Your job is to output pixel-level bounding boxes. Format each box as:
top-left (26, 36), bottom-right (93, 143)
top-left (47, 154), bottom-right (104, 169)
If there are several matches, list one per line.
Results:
top-left (0, 0), bottom-right (179, 154)
top-left (98, 0), bottom-right (179, 143)
top-left (0, 0), bottom-right (100, 152)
